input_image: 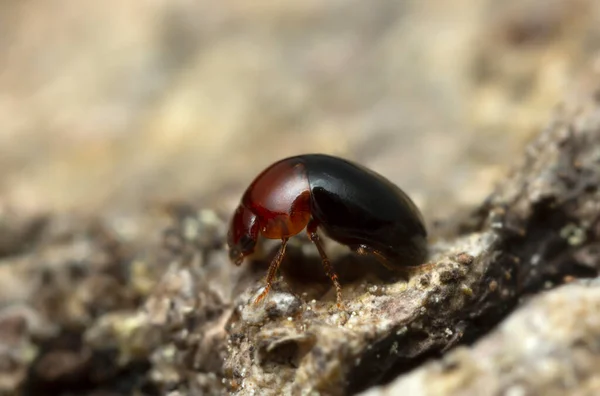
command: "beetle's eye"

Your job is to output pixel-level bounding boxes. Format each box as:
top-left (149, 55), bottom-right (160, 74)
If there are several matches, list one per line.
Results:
top-left (239, 234), bottom-right (256, 253)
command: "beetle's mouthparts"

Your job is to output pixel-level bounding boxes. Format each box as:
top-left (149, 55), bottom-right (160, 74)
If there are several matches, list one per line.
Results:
top-left (228, 247), bottom-right (244, 265)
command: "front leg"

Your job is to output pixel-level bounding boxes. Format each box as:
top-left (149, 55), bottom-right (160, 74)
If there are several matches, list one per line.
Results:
top-left (254, 238), bottom-right (289, 305)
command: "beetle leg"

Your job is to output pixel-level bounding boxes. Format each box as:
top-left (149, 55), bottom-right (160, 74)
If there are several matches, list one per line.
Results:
top-left (254, 238), bottom-right (289, 305)
top-left (354, 245), bottom-right (435, 275)
top-left (307, 219), bottom-right (345, 309)
top-left (354, 245), bottom-right (397, 271)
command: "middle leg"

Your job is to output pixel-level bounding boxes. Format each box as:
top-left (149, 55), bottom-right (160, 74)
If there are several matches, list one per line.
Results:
top-left (306, 219), bottom-right (344, 309)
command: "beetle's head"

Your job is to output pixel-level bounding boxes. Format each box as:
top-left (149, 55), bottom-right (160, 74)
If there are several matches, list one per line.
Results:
top-left (227, 205), bottom-right (259, 265)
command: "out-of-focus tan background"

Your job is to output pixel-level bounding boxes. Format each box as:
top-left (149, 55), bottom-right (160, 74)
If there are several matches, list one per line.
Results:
top-left (1, 0), bottom-right (599, 223)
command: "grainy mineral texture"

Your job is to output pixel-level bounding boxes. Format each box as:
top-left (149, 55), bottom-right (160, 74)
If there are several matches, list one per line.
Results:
top-left (359, 279), bottom-right (600, 396)
top-left (1, 2), bottom-right (600, 396)
top-left (1, 78), bottom-right (599, 395)
top-left (215, 78), bottom-right (600, 395)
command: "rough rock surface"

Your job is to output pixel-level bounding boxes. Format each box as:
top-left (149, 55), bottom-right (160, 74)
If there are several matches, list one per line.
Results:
top-left (0, 76), bottom-right (598, 396)
top-left (211, 78), bottom-right (600, 395)
top-left (1, 1), bottom-right (600, 396)
top-left (360, 279), bottom-right (600, 396)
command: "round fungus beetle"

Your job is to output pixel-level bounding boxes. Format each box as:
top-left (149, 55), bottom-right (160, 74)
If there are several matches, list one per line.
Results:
top-left (227, 154), bottom-right (428, 308)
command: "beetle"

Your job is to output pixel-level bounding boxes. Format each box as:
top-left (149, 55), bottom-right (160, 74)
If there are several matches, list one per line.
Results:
top-left (227, 153), bottom-right (428, 308)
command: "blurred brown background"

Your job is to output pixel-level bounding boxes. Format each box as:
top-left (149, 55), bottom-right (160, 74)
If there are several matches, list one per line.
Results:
top-left (1, 0), bottom-right (599, 223)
